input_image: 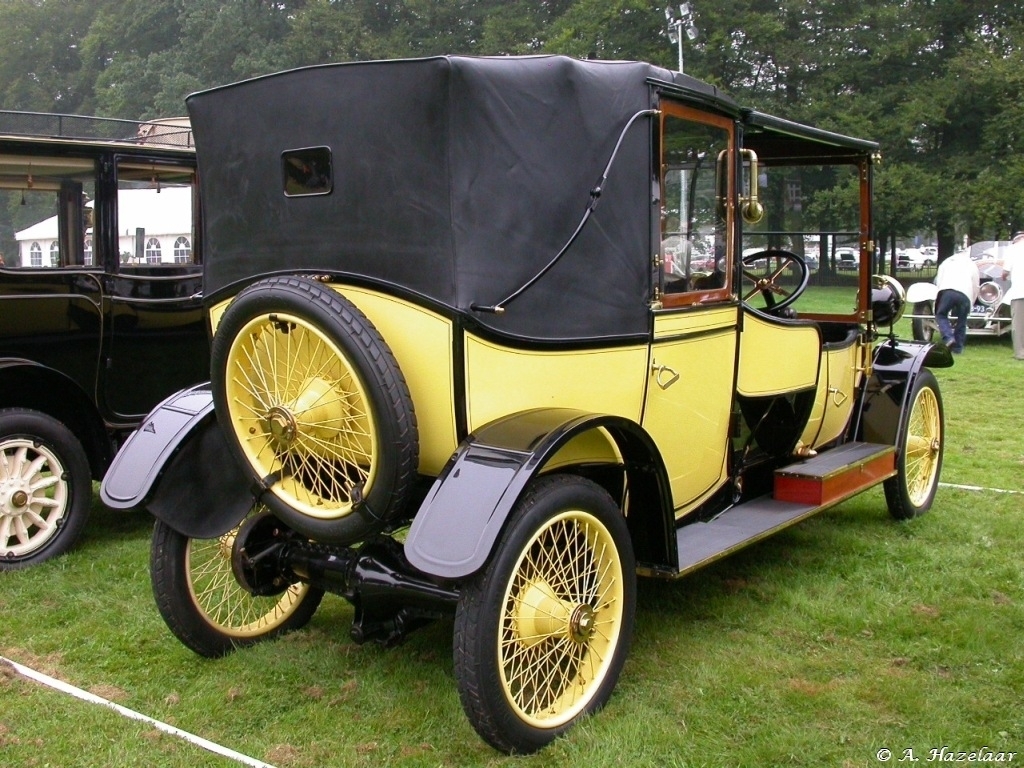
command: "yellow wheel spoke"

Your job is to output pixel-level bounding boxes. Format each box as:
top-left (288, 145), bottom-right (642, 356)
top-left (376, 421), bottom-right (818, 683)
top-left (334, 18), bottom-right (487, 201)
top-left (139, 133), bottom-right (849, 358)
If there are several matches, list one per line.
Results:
top-left (498, 508), bottom-right (625, 728)
top-left (224, 309), bottom-right (379, 519)
top-left (185, 523), bottom-right (308, 636)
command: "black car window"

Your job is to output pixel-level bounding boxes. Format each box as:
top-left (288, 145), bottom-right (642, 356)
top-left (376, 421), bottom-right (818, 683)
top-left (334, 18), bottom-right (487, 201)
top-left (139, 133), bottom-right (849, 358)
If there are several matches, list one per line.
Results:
top-left (659, 105), bottom-right (733, 304)
top-left (282, 146), bottom-right (333, 197)
top-left (116, 162), bottom-right (198, 267)
top-left (0, 156), bottom-right (95, 269)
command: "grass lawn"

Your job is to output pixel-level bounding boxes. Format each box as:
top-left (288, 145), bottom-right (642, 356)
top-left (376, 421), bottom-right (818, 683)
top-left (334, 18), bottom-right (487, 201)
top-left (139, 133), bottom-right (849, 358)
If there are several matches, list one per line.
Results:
top-left (1, 327), bottom-right (1022, 767)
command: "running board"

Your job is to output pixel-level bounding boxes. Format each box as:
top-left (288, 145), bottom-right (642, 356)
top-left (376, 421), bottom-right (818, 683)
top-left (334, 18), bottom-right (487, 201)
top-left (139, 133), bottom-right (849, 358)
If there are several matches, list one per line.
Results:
top-left (671, 442), bottom-right (895, 576)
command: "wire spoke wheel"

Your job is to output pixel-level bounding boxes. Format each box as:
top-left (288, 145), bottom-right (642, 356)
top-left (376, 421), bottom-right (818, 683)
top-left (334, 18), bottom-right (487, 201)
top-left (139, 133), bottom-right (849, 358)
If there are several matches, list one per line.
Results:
top-left (911, 301), bottom-right (936, 342)
top-left (500, 510), bottom-right (624, 727)
top-left (454, 475), bottom-right (635, 754)
top-left (885, 369), bottom-right (944, 519)
top-left (210, 277), bottom-right (418, 544)
top-left (901, 380), bottom-right (942, 508)
top-left (185, 526), bottom-right (314, 637)
top-left (225, 311), bottom-right (377, 520)
top-left (151, 506), bottom-right (324, 658)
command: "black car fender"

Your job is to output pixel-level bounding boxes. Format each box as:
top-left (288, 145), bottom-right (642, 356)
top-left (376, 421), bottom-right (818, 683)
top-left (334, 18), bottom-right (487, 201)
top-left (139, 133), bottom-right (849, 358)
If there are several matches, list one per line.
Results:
top-left (99, 383), bottom-right (252, 539)
top-left (404, 408), bottom-right (674, 580)
top-left (856, 339), bottom-right (953, 447)
top-left (0, 357), bottom-right (112, 477)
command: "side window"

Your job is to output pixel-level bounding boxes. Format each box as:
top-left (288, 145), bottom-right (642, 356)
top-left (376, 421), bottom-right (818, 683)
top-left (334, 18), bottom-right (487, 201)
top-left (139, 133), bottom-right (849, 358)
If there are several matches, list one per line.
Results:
top-left (0, 156), bottom-right (96, 269)
top-left (660, 106), bottom-right (733, 303)
top-left (116, 161), bottom-right (197, 267)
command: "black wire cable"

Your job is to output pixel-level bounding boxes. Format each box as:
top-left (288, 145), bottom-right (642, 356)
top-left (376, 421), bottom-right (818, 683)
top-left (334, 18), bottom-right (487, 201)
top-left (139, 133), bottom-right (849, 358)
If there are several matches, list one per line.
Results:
top-left (471, 108), bottom-right (659, 314)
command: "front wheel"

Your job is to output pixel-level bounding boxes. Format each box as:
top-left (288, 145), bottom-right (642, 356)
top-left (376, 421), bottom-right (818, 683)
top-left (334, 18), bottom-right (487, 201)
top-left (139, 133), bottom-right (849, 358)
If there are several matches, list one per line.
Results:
top-left (884, 369), bottom-right (944, 519)
top-left (453, 475), bottom-right (636, 754)
top-left (151, 507), bottom-right (324, 657)
top-left (0, 409), bottom-right (92, 569)
top-left (911, 301), bottom-right (936, 342)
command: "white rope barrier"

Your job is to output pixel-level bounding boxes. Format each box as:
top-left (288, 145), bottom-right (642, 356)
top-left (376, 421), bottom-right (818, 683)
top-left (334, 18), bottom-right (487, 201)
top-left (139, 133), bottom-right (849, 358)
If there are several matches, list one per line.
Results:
top-left (0, 656), bottom-right (277, 768)
top-left (939, 481), bottom-right (1024, 495)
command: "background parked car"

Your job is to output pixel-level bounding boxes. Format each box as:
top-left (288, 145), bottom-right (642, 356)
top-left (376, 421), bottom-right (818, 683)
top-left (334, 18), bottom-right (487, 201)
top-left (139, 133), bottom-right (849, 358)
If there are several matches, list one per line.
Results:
top-left (836, 246), bottom-right (860, 269)
top-left (897, 247), bottom-right (937, 269)
top-left (0, 111), bottom-right (209, 568)
top-left (903, 240), bottom-right (1013, 341)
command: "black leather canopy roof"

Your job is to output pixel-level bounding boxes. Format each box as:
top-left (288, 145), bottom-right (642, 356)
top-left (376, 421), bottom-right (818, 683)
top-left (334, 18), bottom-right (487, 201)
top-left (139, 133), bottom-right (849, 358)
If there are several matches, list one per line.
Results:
top-left (188, 55), bottom-right (740, 342)
top-left (188, 55), bottom-right (872, 343)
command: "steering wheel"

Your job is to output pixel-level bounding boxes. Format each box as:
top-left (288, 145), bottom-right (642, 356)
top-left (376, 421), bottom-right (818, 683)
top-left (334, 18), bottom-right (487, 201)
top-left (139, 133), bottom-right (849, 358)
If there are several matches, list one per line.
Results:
top-left (740, 249), bottom-right (810, 313)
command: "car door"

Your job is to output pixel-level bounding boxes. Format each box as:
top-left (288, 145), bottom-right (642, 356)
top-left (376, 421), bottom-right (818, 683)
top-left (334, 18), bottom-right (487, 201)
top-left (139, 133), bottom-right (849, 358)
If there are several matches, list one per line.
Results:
top-left (1, 152), bottom-right (104, 396)
top-left (642, 104), bottom-right (739, 515)
top-left (100, 158), bottom-right (208, 421)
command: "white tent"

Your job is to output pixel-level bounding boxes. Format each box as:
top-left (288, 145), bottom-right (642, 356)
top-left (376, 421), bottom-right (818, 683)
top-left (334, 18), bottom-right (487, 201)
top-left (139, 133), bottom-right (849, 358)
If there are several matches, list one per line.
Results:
top-left (15, 186), bottom-right (193, 266)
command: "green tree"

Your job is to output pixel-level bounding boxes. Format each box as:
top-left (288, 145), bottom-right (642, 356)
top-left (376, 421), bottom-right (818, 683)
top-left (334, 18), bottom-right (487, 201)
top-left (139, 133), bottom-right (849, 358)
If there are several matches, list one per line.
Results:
top-left (80, 0), bottom-right (183, 118)
top-left (543, 0), bottom-right (670, 66)
top-left (0, 0), bottom-right (100, 112)
top-left (3, 0), bottom-right (1023, 251)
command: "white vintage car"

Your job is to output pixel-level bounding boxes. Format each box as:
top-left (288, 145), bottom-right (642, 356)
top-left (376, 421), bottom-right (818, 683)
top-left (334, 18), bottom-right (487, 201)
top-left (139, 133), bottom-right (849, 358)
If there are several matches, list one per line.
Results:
top-left (904, 241), bottom-right (1014, 341)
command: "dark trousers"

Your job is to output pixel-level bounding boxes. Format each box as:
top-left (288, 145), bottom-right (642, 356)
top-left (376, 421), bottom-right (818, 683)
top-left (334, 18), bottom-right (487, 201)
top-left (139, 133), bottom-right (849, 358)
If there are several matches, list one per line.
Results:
top-left (935, 289), bottom-right (970, 352)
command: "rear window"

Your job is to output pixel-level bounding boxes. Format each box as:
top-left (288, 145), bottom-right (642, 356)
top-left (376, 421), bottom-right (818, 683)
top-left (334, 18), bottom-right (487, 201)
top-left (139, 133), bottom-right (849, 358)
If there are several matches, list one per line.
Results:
top-left (282, 147), bottom-right (332, 197)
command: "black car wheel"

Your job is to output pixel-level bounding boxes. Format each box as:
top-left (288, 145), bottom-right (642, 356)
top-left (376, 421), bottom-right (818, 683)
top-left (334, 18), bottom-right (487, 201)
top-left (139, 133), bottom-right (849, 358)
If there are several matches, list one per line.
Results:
top-left (210, 276), bottom-right (418, 544)
top-left (454, 475), bottom-right (636, 754)
top-left (0, 409), bottom-right (91, 569)
top-left (911, 301), bottom-right (936, 342)
top-left (884, 370), bottom-right (944, 520)
top-left (151, 507), bottom-right (325, 658)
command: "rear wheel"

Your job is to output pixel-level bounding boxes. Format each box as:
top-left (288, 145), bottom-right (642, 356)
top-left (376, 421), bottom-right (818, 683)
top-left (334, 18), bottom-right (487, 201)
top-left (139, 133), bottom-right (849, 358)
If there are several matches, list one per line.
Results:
top-left (911, 301), bottom-right (936, 342)
top-left (0, 409), bottom-right (91, 569)
top-left (210, 276), bottom-right (418, 544)
top-left (454, 475), bottom-right (635, 754)
top-left (884, 370), bottom-right (943, 519)
top-left (151, 505), bottom-right (324, 657)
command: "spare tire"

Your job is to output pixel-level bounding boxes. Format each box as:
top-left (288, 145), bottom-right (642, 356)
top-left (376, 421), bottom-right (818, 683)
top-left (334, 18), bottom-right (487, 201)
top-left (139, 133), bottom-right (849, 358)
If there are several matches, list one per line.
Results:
top-left (210, 276), bottom-right (418, 544)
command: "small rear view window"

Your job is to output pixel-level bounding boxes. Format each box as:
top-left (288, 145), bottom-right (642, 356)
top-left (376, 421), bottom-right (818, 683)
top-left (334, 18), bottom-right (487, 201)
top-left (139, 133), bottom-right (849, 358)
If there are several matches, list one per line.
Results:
top-left (282, 147), bottom-right (332, 197)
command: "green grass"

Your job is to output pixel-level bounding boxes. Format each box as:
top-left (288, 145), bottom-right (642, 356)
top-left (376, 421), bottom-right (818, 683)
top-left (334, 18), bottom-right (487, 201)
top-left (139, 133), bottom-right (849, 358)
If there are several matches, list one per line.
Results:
top-left (2, 335), bottom-right (1022, 768)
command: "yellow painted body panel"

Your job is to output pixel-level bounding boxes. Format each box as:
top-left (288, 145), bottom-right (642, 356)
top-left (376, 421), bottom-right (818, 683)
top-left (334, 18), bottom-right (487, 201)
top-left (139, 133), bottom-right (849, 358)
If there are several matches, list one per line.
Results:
top-left (644, 307), bottom-right (738, 512)
top-left (544, 428), bottom-right (623, 471)
top-left (208, 299), bottom-right (228, 334)
top-left (464, 336), bottom-right (647, 433)
top-left (335, 287), bottom-right (458, 476)
top-left (799, 340), bottom-right (862, 449)
top-left (736, 313), bottom-right (820, 396)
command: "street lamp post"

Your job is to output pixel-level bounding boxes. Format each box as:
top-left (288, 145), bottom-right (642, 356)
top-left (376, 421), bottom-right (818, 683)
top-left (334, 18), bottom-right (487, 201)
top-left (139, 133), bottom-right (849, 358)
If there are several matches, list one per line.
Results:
top-left (664, 4), bottom-right (698, 74)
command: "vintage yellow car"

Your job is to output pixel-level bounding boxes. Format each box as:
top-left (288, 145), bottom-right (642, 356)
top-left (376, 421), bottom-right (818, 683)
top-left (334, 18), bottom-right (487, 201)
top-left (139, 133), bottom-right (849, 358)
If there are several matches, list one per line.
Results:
top-left (102, 55), bottom-right (951, 753)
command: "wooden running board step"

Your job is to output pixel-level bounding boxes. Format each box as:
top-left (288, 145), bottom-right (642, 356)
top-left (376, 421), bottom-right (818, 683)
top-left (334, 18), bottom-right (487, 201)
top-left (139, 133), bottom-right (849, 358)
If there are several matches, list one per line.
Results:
top-left (674, 442), bottom-right (895, 576)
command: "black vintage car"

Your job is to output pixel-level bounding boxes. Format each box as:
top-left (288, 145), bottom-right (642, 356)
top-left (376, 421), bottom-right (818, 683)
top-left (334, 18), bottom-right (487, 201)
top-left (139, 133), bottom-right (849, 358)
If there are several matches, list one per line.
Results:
top-left (0, 112), bottom-right (208, 568)
top-left (102, 56), bottom-right (950, 753)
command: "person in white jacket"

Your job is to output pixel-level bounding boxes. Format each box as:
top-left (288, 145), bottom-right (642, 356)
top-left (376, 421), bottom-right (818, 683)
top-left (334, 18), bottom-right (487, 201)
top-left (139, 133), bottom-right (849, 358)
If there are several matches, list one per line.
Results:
top-left (933, 248), bottom-right (980, 353)
top-left (1002, 231), bottom-right (1024, 360)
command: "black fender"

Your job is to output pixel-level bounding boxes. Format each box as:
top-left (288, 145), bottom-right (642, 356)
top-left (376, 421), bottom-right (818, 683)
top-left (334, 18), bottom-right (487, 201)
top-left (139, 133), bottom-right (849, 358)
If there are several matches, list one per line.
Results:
top-left (0, 357), bottom-right (113, 479)
top-left (99, 383), bottom-right (252, 538)
top-left (404, 408), bottom-right (674, 580)
top-left (856, 339), bottom-right (952, 447)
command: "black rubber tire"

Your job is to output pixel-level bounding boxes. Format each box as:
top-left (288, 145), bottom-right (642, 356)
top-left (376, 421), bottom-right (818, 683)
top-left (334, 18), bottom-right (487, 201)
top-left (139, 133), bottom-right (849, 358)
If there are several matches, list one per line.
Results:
top-left (0, 408), bottom-right (92, 570)
top-left (911, 301), bottom-right (935, 342)
top-left (151, 513), bottom-right (325, 657)
top-left (453, 475), bottom-right (636, 754)
top-left (884, 369), bottom-right (944, 520)
top-left (210, 276), bottom-right (418, 544)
